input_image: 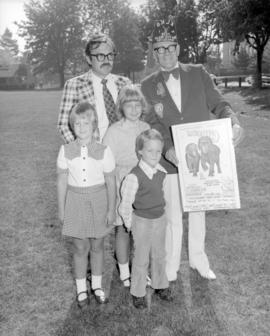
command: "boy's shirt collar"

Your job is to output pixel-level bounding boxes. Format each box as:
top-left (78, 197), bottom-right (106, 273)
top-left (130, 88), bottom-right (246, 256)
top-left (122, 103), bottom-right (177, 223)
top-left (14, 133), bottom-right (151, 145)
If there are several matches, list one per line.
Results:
top-left (138, 159), bottom-right (167, 179)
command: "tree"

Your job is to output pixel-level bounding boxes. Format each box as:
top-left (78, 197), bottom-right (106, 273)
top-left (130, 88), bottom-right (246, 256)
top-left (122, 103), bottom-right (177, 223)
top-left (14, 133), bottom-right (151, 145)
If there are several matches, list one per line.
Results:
top-left (232, 47), bottom-right (252, 74)
top-left (80, 0), bottom-right (129, 33)
top-left (197, 0), bottom-right (222, 64)
top-left (112, 7), bottom-right (145, 78)
top-left (215, 0), bottom-right (270, 88)
top-left (262, 44), bottom-right (270, 73)
top-left (17, 0), bottom-right (84, 88)
top-left (175, 0), bottom-right (199, 63)
top-left (0, 28), bottom-right (19, 58)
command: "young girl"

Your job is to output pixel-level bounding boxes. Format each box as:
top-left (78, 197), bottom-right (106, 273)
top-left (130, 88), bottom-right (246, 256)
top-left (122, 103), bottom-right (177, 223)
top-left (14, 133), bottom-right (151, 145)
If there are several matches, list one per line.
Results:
top-left (57, 102), bottom-right (116, 309)
top-left (119, 129), bottom-right (173, 309)
top-left (102, 85), bottom-right (150, 287)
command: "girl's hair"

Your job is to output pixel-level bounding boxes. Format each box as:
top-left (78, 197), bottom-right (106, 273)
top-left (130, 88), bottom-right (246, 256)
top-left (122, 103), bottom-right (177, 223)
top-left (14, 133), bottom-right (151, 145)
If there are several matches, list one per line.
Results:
top-left (136, 129), bottom-right (164, 153)
top-left (116, 84), bottom-right (148, 120)
top-left (69, 102), bottom-right (100, 141)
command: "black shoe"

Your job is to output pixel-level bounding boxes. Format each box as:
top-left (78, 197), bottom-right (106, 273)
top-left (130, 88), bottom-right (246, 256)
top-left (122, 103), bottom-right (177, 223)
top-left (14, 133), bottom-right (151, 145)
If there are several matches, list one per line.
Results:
top-left (121, 276), bottom-right (131, 288)
top-left (77, 291), bottom-right (90, 310)
top-left (132, 295), bottom-right (147, 309)
top-left (92, 288), bottom-right (108, 304)
top-left (155, 288), bottom-right (174, 302)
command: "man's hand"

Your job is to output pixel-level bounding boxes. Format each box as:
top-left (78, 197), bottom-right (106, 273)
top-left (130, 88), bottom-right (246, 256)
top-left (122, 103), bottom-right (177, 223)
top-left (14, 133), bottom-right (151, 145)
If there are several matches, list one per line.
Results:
top-left (165, 147), bottom-right (179, 166)
top-left (232, 124), bottom-right (244, 147)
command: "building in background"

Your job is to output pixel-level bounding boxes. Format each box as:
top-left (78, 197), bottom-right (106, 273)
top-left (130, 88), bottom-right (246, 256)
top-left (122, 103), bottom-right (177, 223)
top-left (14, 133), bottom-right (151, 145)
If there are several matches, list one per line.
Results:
top-left (0, 49), bottom-right (34, 89)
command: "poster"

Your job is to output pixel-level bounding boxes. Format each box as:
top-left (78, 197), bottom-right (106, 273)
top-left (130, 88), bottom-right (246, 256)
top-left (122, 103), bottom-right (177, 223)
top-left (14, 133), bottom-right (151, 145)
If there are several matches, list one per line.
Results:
top-left (171, 118), bottom-right (240, 212)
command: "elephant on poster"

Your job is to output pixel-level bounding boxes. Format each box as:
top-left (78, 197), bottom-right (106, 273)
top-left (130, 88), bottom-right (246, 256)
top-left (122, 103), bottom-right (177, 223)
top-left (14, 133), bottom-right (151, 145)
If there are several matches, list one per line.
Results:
top-left (198, 136), bottom-right (221, 177)
top-left (185, 143), bottom-right (201, 176)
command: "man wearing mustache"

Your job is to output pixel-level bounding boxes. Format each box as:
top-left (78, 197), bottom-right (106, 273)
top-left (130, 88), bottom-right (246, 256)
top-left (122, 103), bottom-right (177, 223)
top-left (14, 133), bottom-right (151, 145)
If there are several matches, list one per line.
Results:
top-left (57, 34), bottom-right (131, 298)
top-left (58, 33), bottom-right (131, 142)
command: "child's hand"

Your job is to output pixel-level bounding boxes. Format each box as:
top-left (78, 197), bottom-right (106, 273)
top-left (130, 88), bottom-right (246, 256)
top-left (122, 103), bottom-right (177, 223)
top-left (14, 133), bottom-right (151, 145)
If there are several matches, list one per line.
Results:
top-left (123, 222), bottom-right (131, 233)
top-left (106, 210), bottom-right (116, 226)
top-left (165, 146), bottom-right (179, 166)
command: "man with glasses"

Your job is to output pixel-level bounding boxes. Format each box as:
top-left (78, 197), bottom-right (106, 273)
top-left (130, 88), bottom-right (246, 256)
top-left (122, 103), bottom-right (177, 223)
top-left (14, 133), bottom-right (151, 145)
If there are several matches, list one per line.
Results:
top-left (141, 18), bottom-right (243, 282)
top-left (57, 33), bottom-right (131, 299)
top-left (58, 33), bottom-right (131, 142)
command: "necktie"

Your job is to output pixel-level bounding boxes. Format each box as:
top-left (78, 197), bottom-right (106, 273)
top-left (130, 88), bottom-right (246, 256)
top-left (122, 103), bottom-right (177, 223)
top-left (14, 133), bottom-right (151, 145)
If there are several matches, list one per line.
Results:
top-left (162, 68), bottom-right (180, 81)
top-left (101, 79), bottom-right (117, 125)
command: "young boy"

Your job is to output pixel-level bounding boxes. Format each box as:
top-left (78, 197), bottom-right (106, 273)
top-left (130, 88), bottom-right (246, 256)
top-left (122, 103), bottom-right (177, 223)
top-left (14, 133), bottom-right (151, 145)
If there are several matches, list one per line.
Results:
top-left (119, 129), bottom-right (173, 309)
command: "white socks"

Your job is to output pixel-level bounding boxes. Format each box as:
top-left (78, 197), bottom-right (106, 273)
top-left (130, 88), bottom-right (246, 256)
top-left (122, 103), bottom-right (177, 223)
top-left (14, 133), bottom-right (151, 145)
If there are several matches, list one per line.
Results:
top-left (75, 278), bottom-right (87, 301)
top-left (91, 275), bottom-right (103, 295)
top-left (118, 262), bottom-right (130, 287)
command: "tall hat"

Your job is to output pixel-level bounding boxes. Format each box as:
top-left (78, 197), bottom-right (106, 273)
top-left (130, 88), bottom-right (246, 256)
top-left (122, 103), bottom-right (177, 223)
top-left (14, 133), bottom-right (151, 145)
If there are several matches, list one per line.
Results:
top-left (150, 17), bottom-right (177, 43)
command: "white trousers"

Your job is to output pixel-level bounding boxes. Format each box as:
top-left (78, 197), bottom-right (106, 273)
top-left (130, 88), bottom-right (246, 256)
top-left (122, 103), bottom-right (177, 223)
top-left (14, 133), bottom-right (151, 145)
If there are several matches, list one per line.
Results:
top-left (163, 174), bottom-right (210, 281)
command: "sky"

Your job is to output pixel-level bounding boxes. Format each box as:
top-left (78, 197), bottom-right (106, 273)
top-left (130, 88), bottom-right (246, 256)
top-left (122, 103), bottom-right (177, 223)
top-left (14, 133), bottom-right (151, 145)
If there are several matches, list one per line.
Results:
top-left (0, 0), bottom-right (148, 51)
top-left (0, 0), bottom-right (26, 50)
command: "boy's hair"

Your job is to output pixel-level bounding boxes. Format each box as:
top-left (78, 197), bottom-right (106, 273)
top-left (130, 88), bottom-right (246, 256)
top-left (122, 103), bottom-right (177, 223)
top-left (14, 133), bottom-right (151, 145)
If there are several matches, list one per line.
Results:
top-left (136, 129), bottom-right (164, 153)
top-left (85, 32), bottom-right (116, 58)
top-left (116, 84), bottom-right (148, 120)
top-left (69, 102), bottom-right (100, 141)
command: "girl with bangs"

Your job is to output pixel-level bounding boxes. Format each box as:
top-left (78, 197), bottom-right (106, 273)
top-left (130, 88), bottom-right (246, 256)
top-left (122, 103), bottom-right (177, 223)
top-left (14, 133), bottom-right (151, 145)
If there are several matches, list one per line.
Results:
top-left (103, 85), bottom-right (150, 288)
top-left (57, 102), bottom-right (116, 309)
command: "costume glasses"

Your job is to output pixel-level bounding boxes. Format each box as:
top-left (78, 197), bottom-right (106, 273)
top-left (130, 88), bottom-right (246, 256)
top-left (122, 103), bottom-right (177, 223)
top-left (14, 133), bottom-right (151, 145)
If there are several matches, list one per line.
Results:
top-left (154, 45), bottom-right (177, 54)
top-left (90, 52), bottom-right (116, 62)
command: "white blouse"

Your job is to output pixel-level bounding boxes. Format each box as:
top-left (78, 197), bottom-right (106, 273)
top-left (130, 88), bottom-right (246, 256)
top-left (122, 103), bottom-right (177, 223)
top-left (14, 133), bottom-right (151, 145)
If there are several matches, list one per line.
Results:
top-left (57, 141), bottom-right (115, 187)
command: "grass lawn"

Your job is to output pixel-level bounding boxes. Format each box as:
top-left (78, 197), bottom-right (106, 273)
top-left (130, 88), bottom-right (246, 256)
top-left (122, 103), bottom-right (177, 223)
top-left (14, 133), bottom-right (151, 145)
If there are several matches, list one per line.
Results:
top-left (0, 89), bottom-right (269, 336)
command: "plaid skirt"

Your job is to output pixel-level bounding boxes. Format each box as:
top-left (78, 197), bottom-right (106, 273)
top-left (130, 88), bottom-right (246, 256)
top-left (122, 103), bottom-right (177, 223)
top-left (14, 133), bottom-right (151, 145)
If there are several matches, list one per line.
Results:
top-left (62, 184), bottom-right (113, 239)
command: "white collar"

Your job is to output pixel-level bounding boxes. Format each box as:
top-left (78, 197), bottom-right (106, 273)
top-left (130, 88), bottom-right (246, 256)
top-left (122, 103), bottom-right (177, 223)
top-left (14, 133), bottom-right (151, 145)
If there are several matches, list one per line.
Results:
top-left (138, 159), bottom-right (167, 179)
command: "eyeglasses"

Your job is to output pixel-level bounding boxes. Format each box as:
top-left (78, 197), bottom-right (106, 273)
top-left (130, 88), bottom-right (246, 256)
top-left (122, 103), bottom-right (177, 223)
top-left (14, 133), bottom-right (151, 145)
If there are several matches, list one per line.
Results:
top-left (154, 45), bottom-right (177, 54)
top-left (90, 52), bottom-right (116, 62)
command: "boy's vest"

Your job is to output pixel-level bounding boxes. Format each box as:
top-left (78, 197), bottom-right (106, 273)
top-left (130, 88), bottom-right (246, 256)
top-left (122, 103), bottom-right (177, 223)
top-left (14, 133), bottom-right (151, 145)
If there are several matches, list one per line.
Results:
top-left (131, 165), bottom-right (166, 219)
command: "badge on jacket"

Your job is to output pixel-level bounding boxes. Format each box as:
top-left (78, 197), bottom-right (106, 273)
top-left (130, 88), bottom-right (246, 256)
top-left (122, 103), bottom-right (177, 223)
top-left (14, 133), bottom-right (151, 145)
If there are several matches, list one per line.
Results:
top-left (154, 103), bottom-right (164, 118)
top-left (156, 82), bottom-right (166, 98)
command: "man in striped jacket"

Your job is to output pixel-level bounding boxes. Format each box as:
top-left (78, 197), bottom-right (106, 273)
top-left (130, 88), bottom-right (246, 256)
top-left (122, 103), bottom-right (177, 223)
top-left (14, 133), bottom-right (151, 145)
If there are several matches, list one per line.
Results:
top-left (57, 33), bottom-right (131, 143)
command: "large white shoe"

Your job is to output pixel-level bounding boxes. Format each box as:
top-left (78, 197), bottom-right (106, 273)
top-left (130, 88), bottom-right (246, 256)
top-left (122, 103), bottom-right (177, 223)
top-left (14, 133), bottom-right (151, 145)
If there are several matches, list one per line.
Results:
top-left (190, 266), bottom-right (216, 280)
top-left (204, 269), bottom-right (216, 280)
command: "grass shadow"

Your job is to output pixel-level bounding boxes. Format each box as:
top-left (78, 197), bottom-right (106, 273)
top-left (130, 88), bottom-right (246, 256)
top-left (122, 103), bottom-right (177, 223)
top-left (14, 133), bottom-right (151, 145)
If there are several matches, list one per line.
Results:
top-left (181, 214), bottom-right (230, 336)
top-left (189, 271), bottom-right (229, 336)
top-left (55, 268), bottom-right (198, 336)
top-left (55, 222), bottom-right (196, 336)
top-left (221, 87), bottom-right (270, 111)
